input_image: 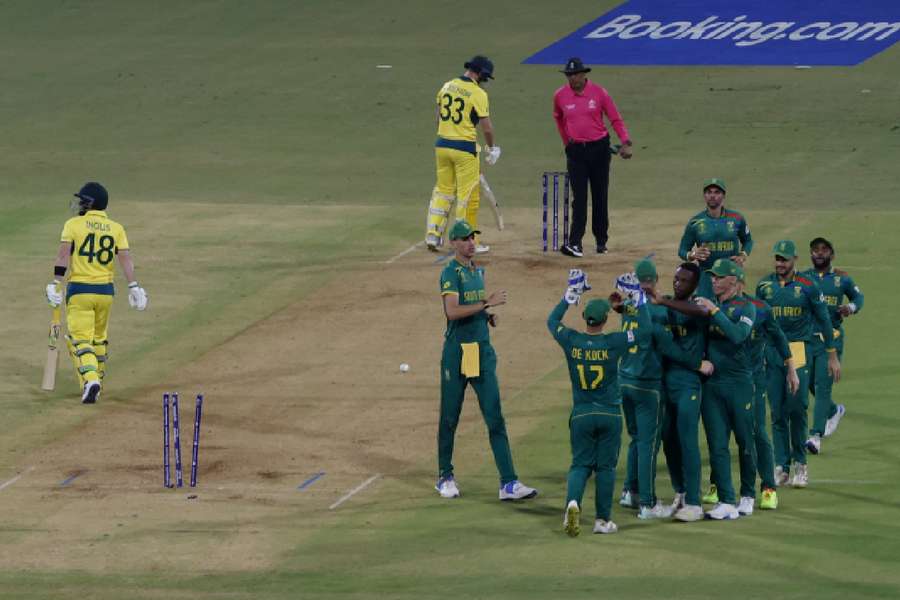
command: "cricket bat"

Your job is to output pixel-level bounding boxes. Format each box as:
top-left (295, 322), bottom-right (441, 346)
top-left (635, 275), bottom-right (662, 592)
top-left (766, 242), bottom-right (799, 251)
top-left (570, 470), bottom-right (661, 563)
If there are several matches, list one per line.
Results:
top-left (480, 174), bottom-right (504, 231)
top-left (41, 307), bottom-right (61, 391)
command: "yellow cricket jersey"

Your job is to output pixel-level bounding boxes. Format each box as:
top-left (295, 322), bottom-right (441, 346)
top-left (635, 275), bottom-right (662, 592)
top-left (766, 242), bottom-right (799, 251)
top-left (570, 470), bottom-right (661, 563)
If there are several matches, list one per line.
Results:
top-left (60, 210), bottom-right (129, 284)
top-left (436, 76), bottom-right (489, 141)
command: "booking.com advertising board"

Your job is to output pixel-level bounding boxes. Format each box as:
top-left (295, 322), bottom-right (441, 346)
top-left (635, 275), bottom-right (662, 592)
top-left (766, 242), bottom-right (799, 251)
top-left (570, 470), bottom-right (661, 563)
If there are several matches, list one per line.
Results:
top-left (523, 0), bottom-right (900, 66)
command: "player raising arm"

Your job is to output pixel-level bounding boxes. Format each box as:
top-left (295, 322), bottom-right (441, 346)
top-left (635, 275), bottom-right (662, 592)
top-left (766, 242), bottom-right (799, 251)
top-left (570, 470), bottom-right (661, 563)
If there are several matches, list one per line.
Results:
top-left (547, 269), bottom-right (649, 536)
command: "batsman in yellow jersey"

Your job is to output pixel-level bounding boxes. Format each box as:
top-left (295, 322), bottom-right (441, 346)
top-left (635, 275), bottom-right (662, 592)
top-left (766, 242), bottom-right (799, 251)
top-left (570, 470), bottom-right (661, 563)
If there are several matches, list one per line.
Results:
top-left (45, 182), bottom-right (148, 404)
top-left (425, 55), bottom-right (501, 254)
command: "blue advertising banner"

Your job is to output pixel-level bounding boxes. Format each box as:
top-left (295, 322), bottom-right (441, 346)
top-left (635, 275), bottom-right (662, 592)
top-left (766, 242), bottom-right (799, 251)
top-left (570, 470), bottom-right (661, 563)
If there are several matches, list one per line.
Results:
top-left (524, 0), bottom-right (900, 66)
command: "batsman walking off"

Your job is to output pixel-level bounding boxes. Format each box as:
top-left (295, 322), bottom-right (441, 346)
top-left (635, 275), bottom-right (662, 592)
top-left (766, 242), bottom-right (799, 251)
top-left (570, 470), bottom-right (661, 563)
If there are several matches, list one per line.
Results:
top-left (547, 269), bottom-right (646, 536)
top-left (425, 55), bottom-right (500, 254)
top-left (434, 220), bottom-right (537, 501)
top-left (45, 182), bottom-right (148, 403)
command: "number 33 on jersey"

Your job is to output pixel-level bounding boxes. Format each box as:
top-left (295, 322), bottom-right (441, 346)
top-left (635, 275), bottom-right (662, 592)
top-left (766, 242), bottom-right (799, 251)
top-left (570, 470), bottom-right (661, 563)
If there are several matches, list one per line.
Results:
top-left (436, 76), bottom-right (489, 142)
top-left (61, 210), bottom-right (130, 284)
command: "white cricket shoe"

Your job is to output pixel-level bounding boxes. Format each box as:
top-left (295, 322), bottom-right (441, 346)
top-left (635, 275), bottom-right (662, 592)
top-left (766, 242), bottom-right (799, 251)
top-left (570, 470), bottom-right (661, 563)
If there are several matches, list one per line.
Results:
top-left (670, 492), bottom-right (685, 513)
top-left (674, 504), bottom-right (704, 522)
top-left (564, 500), bottom-right (580, 537)
top-left (737, 496), bottom-right (755, 516)
top-left (706, 502), bottom-right (740, 520)
top-left (805, 434), bottom-right (822, 455)
top-left (637, 502), bottom-right (673, 520)
top-left (790, 463), bottom-right (809, 488)
top-left (593, 519), bottom-right (618, 534)
top-left (499, 480), bottom-right (538, 501)
top-left (81, 380), bottom-right (101, 404)
top-left (475, 244), bottom-right (490, 254)
top-left (824, 404), bottom-right (846, 437)
top-left (435, 476), bottom-right (460, 498)
top-left (775, 466), bottom-right (789, 487)
top-left (619, 489), bottom-right (639, 508)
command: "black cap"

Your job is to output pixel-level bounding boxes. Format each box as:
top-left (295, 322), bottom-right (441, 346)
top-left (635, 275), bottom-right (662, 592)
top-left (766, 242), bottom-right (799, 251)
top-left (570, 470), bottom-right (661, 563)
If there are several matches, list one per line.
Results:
top-left (74, 182), bottom-right (109, 211)
top-left (809, 237), bottom-right (834, 253)
top-left (561, 57), bottom-right (591, 75)
top-left (464, 55), bottom-right (494, 80)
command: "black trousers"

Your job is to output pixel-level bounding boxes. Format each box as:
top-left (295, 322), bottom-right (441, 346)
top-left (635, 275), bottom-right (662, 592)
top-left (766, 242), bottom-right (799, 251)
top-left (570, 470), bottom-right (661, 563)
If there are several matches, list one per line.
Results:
top-left (565, 137), bottom-right (611, 248)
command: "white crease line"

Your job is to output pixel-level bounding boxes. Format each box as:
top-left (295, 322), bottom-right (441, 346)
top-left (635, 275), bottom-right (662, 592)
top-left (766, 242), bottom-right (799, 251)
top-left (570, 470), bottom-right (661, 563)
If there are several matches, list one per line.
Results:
top-left (385, 242), bottom-right (423, 264)
top-left (0, 466), bottom-right (34, 492)
top-left (329, 474), bottom-right (381, 510)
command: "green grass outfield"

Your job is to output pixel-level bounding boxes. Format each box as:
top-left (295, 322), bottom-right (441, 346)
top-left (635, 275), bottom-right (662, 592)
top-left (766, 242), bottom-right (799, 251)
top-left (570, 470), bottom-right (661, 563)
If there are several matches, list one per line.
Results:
top-left (1, 1), bottom-right (899, 598)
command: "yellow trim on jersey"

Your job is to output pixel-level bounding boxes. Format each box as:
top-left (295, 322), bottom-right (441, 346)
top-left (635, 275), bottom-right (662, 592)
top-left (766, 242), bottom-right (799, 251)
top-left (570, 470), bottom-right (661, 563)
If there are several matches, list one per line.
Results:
top-left (441, 291), bottom-right (460, 296)
top-left (60, 210), bottom-right (129, 284)
top-left (436, 77), bottom-right (489, 142)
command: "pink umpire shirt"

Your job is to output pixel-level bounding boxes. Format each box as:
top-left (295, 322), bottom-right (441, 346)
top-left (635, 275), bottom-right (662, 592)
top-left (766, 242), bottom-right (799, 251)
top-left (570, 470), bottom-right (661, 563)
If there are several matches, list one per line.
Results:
top-left (553, 80), bottom-right (630, 145)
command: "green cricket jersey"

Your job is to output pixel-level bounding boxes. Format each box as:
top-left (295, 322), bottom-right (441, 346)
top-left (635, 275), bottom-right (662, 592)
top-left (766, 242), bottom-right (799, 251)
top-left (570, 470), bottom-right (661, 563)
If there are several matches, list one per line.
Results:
top-left (755, 273), bottom-right (834, 349)
top-left (678, 207), bottom-right (753, 270)
top-left (745, 295), bottom-right (791, 374)
top-left (706, 294), bottom-right (756, 381)
top-left (663, 299), bottom-right (707, 389)
top-left (440, 258), bottom-right (489, 343)
top-left (620, 303), bottom-right (701, 381)
top-left (800, 267), bottom-right (864, 329)
top-left (547, 300), bottom-right (648, 408)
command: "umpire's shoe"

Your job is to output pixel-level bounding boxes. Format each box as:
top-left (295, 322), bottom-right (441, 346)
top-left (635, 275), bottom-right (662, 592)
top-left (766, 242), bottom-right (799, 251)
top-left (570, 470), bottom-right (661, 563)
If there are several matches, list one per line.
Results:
top-left (561, 244), bottom-right (583, 258)
top-left (81, 380), bottom-right (101, 404)
top-left (499, 480), bottom-right (538, 500)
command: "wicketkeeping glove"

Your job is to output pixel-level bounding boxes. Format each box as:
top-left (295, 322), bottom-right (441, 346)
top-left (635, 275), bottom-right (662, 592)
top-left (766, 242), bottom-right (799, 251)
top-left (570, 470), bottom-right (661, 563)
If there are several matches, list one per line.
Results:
top-left (614, 272), bottom-right (646, 306)
top-left (128, 282), bottom-right (148, 311)
top-left (484, 146), bottom-right (501, 165)
top-left (564, 269), bottom-right (591, 305)
top-left (45, 280), bottom-right (63, 308)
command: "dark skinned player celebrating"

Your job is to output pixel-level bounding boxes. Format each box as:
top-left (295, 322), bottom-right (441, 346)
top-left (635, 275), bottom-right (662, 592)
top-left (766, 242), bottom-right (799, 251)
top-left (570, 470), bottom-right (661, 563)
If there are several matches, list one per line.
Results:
top-left (801, 237), bottom-right (864, 454)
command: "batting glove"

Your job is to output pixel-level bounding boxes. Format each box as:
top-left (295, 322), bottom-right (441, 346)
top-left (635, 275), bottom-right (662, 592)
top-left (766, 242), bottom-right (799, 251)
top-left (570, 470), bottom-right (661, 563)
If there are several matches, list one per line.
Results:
top-left (128, 282), bottom-right (148, 311)
top-left (484, 146), bottom-right (501, 165)
top-left (45, 280), bottom-right (63, 308)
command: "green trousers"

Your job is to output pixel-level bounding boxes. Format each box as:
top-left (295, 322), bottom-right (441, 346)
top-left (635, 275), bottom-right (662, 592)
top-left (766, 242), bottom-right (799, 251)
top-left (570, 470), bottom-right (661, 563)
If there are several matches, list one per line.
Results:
top-left (696, 271), bottom-right (714, 300)
top-left (661, 382), bottom-right (702, 506)
top-left (768, 345), bottom-right (811, 468)
top-left (621, 377), bottom-right (665, 508)
top-left (566, 404), bottom-right (623, 521)
top-left (438, 340), bottom-right (517, 484)
top-left (753, 370), bottom-right (777, 490)
top-left (809, 333), bottom-right (843, 436)
top-left (700, 378), bottom-right (756, 504)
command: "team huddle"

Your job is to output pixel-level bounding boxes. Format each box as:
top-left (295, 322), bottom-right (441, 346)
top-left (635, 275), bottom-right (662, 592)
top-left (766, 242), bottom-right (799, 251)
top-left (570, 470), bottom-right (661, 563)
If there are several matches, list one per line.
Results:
top-left (428, 55), bottom-right (864, 533)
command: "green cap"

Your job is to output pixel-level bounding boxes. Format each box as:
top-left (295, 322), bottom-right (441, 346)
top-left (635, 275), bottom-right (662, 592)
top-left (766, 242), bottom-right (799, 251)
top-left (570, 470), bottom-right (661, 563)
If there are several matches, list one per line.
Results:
top-left (773, 240), bottom-right (797, 258)
top-left (706, 258), bottom-right (742, 278)
top-left (634, 259), bottom-right (657, 283)
top-left (583, 298), bottom-right (611, 325)
top-left (703, 177), bottom-right (727, 192)
top-left (448, 220), bottom-right (480, 240)
top-left (809, 237), bottom-right (834, 253)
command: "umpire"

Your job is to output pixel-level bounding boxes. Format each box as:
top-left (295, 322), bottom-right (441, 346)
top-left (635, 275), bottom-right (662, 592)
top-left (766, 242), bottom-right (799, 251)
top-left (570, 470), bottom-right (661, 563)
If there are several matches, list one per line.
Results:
top-left (553, 57), bottom-right (632, 257)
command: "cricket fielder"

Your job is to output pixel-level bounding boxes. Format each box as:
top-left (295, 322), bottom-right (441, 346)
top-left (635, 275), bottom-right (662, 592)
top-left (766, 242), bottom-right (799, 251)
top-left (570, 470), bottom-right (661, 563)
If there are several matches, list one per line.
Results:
top-left (694, 259), bottom-right (757, 520)
top-left (435, 220), bottom-right (537, 501)
top-left (678, 178), bottom-right (752, 299)
top-left (651, 262), bottom-right (712, 521)
top-left (548, 271), bottom-right (648, 536)
top-left (756, 241), bottom-right (839, 488)
top-left (743, 278), bottom-right (798, 512)
top-left (425, 55), bottom-right (500, 254)
top-left (617, 260), bottom-right (708, 520)
top-left (801, 237), bottom-right (864, 453)
top-left (44, 182), bottom-right (147, 403)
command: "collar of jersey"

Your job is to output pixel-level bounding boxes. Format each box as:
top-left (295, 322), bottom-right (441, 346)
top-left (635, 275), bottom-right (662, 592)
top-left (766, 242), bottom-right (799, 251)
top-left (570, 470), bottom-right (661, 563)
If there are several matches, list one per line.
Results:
top-left (459, 76), bottom-right (473, 82)
top-left (83, 210), bottom-right (108, 217)
top-left (451, 257), bottom-right (475, 270)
